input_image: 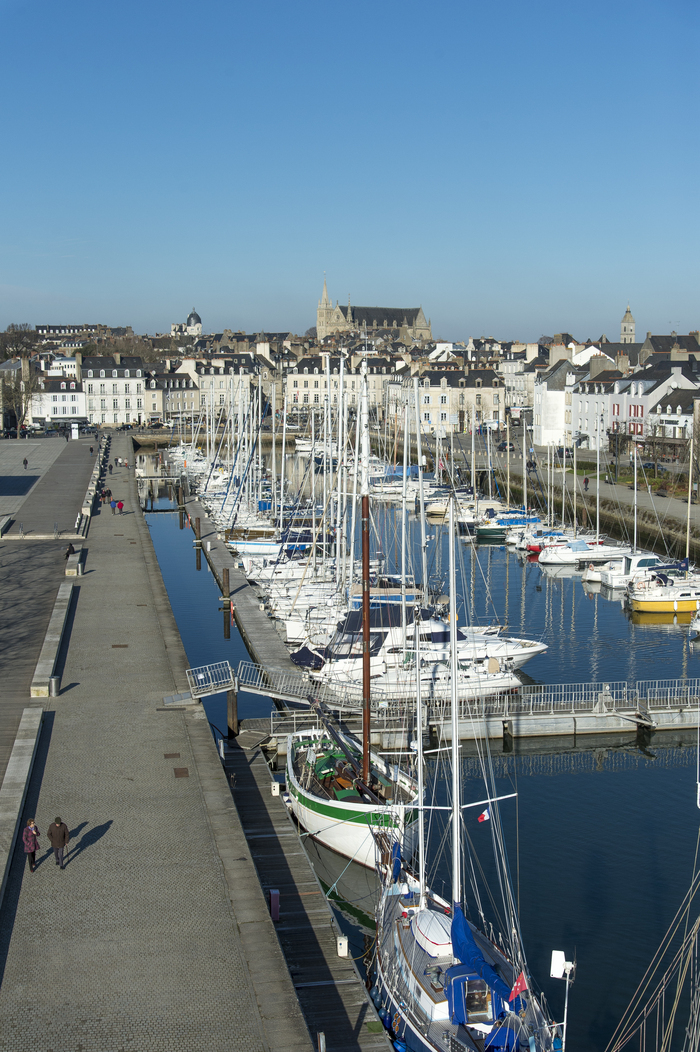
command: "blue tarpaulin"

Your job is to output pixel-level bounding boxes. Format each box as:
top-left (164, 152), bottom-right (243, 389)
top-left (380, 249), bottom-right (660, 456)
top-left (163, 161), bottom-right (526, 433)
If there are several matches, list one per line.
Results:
top-left (451, 906), bottom-right (512, 1004)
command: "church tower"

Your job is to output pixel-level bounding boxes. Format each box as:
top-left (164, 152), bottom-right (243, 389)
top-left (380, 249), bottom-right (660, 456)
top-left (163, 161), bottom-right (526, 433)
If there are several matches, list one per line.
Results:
top-left (620, 304), bottom-right (635, 344)
top-left (317, 276), bottom-right (333, 340)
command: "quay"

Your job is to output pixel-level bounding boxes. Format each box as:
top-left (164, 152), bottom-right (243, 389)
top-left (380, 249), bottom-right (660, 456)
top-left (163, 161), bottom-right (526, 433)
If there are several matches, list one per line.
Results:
top-left (0, 434), bottom-right (386, 1052)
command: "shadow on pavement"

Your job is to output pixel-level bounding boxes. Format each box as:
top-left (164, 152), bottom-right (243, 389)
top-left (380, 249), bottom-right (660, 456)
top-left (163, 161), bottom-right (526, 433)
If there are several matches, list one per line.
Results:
top-left (67, 820), bottom-right (113, 864)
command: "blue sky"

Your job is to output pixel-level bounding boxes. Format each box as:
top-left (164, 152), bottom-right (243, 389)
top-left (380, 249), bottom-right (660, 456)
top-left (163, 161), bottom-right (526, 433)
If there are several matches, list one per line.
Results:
top-left (0, 0), bottom-right (697, 342)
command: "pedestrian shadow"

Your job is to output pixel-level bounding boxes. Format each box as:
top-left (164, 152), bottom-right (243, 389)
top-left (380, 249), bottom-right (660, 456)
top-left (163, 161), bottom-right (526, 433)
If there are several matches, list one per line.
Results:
top-left (66, 820), bottom-right (113, 864)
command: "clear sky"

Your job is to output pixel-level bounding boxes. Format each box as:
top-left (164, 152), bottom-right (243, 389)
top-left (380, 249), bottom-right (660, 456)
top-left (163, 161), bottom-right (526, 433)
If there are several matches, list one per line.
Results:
top-left (0, 0), bottom-right (697, 342)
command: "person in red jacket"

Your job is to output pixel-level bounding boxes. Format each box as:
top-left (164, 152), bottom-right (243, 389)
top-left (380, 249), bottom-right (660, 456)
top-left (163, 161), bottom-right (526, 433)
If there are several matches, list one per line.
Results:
top-left (22, 819), bottom-right (40, 873)
top-left (47, 817), bottom-right (70, 869)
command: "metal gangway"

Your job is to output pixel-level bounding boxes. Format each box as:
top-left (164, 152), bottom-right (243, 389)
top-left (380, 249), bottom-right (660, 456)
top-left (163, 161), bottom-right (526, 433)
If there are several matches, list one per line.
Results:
top-left (186, 661), bottom-right (236, 699)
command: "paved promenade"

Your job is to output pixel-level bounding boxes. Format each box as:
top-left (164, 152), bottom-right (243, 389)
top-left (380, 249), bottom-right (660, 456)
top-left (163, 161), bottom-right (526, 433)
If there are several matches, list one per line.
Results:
top-left (0, 437), bottom-right (311, 1052)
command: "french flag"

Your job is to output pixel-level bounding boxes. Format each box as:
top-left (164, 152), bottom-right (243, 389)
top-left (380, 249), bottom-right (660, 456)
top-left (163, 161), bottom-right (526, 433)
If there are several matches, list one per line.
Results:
top-left (478, 807), bottom-right (490, 823)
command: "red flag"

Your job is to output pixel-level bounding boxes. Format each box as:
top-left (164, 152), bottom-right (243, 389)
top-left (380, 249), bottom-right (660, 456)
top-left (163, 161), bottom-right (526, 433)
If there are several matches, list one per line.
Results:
top-left (509, 971), bottom-right (527, 1001)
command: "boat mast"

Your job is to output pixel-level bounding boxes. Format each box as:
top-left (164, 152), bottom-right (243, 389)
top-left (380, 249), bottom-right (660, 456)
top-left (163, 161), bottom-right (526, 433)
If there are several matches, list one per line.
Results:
top-left (573, 439), bottom-right (577, 538)
top-left (415, 603), bottom-right (426, 910)
top-left (634, 444), bottom-right (638, 553)
top-left (523, 417), bottom-right (527, 517)
top-left (596, 419), bottom-right (601, 544)
top-left (449, 498), bottom-right (461, 910)
top-left (401, 399), bottom-right (409, 663)
top-left (687, 430), bottom-right (694, 562)
top-left (413, 377), bottom-right (429, 599)
top-left (361, 361), bottom-right (371, 783)
top-left (271, 383), bottom-right (277, 523)
top-left (506, 414), bottom-right (510, 511)
top-left (471, 406), bottom-right (476, 501)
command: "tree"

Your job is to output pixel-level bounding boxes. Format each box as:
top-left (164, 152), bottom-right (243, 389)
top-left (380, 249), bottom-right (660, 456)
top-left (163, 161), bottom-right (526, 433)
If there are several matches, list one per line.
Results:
top-left (1, 358), bottom-right (43, 437)
top-left (0, 323), bottom-right (40, 362)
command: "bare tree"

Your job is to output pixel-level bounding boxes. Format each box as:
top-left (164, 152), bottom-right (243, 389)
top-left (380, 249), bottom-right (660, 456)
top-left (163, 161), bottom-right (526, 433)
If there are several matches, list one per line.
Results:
top-left (0, 323), bottom-right (40, 362)
top-left (1, 359), bottom-right (42, 437)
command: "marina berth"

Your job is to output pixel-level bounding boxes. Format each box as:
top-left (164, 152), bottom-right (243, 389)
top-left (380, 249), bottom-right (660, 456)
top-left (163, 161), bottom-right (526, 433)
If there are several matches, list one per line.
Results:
top-left (599, 552), bottom-right (676, 590)
top-left (627, 569), bottom-right (700, 613)
top-left (538, 537), bottom-right (631, 566)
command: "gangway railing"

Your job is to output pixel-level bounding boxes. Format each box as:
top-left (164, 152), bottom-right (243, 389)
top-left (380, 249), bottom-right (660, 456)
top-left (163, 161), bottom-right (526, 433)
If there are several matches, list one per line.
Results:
top-left (186, 661), bottom-right (236, 699)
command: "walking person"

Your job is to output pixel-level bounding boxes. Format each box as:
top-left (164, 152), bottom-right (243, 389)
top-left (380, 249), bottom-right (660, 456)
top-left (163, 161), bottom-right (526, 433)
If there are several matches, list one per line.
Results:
top-left (22, 457), bottom-right (28, 470)
top-left (89, 446), bottom-right (94, 457)
top-left (117, 500), bottom-right (124, 515)
top-left (108, 463), bottom-right (113, 475)
top-left (47, 817), bottom-right (69, 869)
top-left (110, 499), bottom-right (117, 515)
top-left (22, 819), bottom-right (40, 873)
top-left (584, 476), bottom-right (589, 492)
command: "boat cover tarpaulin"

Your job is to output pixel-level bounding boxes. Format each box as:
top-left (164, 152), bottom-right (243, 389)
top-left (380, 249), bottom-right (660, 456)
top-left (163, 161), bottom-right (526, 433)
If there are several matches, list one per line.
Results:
top-left (451, 905), bottom-right (512, 1004)
top-left (290, 646), bottom-right (324, 670)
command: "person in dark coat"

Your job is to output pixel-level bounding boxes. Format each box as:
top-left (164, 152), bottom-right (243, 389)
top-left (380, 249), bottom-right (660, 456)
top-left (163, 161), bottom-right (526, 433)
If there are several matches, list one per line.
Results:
top-left (47, 817), bottom-right (70, 869)
top-left (64, 543), bottom-right (75, 561)
top-left (22, 458), bottom-right (28, 470)
top-left (22, 819), bottom-right (40, 872)
top-left (108, 463), bottom-right (113, 475)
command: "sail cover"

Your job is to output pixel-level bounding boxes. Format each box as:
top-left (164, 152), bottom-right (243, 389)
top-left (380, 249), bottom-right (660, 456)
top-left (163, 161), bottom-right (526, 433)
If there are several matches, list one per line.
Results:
top-left (451, 905), bottom-right (512, 1003)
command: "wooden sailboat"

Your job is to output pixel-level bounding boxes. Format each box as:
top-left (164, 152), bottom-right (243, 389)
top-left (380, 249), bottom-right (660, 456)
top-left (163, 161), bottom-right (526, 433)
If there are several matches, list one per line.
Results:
top-left (285, 362), bottom-right (419, 869)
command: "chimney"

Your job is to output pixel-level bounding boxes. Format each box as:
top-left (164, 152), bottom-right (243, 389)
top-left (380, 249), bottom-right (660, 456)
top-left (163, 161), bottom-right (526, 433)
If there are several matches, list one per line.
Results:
top-left (113, 352), bottom-right (121, 366)
top-left (588, 355), bottom-right (611, 379)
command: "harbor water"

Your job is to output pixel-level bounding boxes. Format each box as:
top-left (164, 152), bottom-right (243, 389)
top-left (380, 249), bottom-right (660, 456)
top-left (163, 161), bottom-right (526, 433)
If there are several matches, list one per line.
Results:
top-left (144, 480), bottom-right (700, 1051)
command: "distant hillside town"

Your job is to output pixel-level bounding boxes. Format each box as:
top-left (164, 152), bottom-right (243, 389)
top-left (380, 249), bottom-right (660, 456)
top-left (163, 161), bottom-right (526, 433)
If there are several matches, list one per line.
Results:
top-left (1, 290), bottom-right (700, 462)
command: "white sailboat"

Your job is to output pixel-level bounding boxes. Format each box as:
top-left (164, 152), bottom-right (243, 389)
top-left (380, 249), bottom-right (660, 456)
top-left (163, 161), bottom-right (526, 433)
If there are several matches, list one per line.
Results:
top-left (371, 499), bottom-right (562, 1052)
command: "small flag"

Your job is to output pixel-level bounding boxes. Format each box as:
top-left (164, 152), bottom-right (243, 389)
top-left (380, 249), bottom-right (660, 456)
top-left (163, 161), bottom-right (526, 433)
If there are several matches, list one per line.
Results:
top-left (478, 807), bottom-right (490, 823)
top-left (509, 971), bottom-right (527, 1001)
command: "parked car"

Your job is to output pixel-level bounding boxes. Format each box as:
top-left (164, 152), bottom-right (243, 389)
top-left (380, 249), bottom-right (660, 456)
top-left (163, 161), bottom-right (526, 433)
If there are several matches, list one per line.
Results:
top-left (641, 461), bottom-right (655, 469)
top-left (149, 421), bottom-right (164, 429)
top-left (117, 424), bottom-right (133, 431)
top-left (497, 441), bottom-right (515, 452)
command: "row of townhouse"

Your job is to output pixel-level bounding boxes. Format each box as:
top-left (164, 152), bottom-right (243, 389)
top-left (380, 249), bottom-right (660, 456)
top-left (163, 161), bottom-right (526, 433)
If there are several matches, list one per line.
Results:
top-left (533, 354), bottom-right (700, 451)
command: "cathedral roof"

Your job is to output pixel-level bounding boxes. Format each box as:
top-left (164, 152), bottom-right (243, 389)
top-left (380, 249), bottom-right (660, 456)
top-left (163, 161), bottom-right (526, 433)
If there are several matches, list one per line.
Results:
top-left (339, 305), bottom-right (424, 327)
top-left (187, 309), bottom-right (202, 326)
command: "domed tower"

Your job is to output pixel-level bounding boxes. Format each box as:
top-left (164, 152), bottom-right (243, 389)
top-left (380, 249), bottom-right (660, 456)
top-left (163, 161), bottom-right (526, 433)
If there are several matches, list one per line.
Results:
top-left (620, 305), bottom-right (635, 344)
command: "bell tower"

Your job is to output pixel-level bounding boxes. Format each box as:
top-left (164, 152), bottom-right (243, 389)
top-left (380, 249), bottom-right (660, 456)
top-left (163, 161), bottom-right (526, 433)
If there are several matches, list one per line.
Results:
top-left (620, 304), bottom-right (635, 344)
top-left (317, 276), bottom-right (333, 339)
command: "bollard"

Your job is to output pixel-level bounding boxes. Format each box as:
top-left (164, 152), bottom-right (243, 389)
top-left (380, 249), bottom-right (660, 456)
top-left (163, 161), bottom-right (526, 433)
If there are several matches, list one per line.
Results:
top-left (49, 675), bottom-right (60, 697)
top-left (77, 560), bottom-right (83, 576)
top-left (222, 568), bottom-right (230, 598)
top-left (195, 517), bottom-right (201, 540)
top-left (206, 540), bottom-right (211, 552)
top-left (317, 1034), bottom-right (326, 1052)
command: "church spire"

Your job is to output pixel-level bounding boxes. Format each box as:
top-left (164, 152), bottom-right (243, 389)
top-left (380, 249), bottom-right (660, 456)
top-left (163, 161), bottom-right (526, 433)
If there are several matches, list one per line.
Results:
top-left (621, 304), bottom-right (635, 344)
top-left (320, 274), bottom-right (331, 307)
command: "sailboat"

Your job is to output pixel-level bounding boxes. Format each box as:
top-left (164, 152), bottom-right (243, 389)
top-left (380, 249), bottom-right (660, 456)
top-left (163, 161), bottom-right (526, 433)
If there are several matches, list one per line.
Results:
top-left (285, 363), bottom-right (420, 870)
top-left (371, 499), bottom-right (561, 1052)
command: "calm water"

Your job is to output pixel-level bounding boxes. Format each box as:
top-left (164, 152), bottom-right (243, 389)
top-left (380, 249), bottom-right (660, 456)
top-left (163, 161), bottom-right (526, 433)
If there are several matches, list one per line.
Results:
top-left (145, 487), bottom-right (700, 1051)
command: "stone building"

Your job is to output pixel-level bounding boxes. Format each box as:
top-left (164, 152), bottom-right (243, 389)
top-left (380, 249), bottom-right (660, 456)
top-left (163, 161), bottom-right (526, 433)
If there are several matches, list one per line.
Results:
top-left (620, 305), bottom-right (636, 344)
top-left (316, 279), bottom-right (431, 342)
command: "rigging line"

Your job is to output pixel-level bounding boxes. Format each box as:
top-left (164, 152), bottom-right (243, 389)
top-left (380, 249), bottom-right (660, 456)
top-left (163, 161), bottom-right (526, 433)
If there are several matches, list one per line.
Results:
top-left (606, 866), bottom-right (700, 1052)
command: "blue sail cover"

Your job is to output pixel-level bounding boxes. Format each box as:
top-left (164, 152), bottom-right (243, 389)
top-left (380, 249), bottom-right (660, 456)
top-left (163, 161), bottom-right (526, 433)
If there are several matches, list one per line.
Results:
top-left (391, 841), bottom-right (402, 883)
top-left (451, 905), bottom-right (512, 1004)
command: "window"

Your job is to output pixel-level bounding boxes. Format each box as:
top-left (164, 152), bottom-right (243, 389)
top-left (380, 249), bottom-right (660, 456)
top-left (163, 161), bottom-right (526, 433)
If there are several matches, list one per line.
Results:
top-left (70, 382), bottom-right (75, 390)
top-left (60, 382), bottom-right (66, 389)
top-left (314, 394), bottom-right (319, 403)
top-left (113, 399), bottom-right (119, 409)
top-left (87, 384), bottom-right (93, 394)
top-left (100, 399), bottom-right (106, 410)
top-left (303, 393), bottom-right (309, 404)
top-left (100, 370), bottom-right (105, 378)
top-left (314, 380), bottom-right (319, 389)
top-left (303, 380), bottom-right (308, 389)
top-left (293, 380), bottom-right (298, 388)
top-left (70, 406), bottom-right (76, 414)
top-left (71, 394), bottom-right (76, 402)
top-left (114, 413), bottom-right (119, 422)
top-left (423, 412), bottom-right (430, 422)
top-left (62, 407), bottom-right (67, 415)
top-left (136, 370), bottom-right (141, 377)
top-left (124, 384), bottom-right (130, 394)
top-left (88, 401), bottom-right (94, 411)
top-left (112, 370), bottom-right (118, 378)
top-left (440, 395), bottom-right (447, 405)
top-left (113, 384), bottom-right (118, 394)
top-left (125, 399), bottom-right (131, 409)
top-left (52, 395), bottom-right (57, 402)
top-left (100, 384), bottom-right (105, 394)
top-left (124, 370), bottom-right (130, 378)
top-left (137, 399), bottom-right (142, 409)
top-left (219, 395), bottom-right (224, 405)
top-left (87, 370), bottom-right (93, 378)
top-left (440, 412), bottom-right (447, 422)
top-left (61, 394), bottom-right (66, 402)
top-left (423, 394), bottom-right (430, 404)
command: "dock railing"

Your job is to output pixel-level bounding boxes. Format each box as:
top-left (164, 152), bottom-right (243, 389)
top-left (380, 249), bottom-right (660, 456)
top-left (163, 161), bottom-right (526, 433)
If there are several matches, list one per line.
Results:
top-left (236, 661), bottom-right (700, 724)
top-left (186, 661), bottom-right (236, 699)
